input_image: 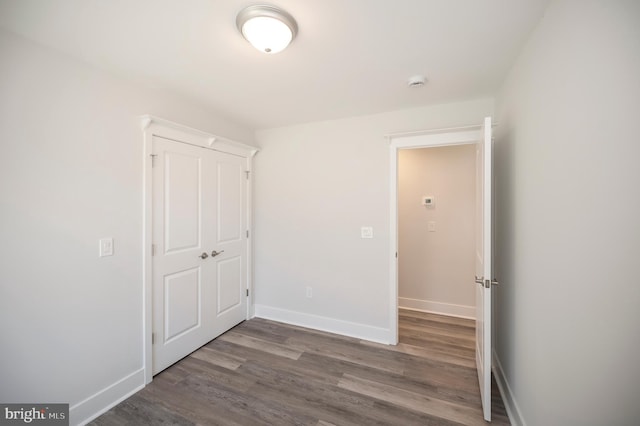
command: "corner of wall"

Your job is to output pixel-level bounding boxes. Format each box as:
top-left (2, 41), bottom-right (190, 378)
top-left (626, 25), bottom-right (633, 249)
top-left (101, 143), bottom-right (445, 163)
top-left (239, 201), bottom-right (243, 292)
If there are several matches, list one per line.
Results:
top-left (254, 304), bottom-right (394, 345)
top-left (70, 369), bottom-right (145, 425)
top-left (492, 351), bottom-right (526, 426)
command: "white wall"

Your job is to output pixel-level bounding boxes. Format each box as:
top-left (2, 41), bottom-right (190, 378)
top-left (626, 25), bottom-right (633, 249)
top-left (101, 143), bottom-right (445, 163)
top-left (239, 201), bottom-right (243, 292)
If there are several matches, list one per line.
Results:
top-left (494, 1), bottom-right (640, 424)
top-left (398, 145), bottom-right (476, 317)
top-left (253, 98), bottom-right (493, 342)
top-left (0, 30), bottom-right (253, 424)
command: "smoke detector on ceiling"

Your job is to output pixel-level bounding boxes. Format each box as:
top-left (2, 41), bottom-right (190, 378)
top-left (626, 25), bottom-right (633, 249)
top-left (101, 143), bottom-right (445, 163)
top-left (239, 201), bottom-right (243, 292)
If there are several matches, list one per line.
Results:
top-left (407, 75), bottom-right (426, 88)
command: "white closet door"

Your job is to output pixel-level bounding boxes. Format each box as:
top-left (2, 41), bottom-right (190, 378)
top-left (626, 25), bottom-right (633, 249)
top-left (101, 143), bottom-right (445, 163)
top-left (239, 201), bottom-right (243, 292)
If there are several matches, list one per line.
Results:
top-left (211, 151), bottom-right (247, 337)
top-left (151, 136), bottom-right (246, 375)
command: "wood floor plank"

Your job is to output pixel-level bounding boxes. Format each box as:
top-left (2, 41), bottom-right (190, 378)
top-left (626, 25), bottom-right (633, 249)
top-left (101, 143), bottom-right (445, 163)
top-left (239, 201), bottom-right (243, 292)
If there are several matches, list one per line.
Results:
top-left (338, 373), bottom-right (486, 426)
top-left (228, 318), bottom-right (292, 344)
top-left (175, 356), bottom-right (255, 393)
top-left (214, 340), bottom-right (345, 388)
top-left (243, 361), bottom-right (462, 426)
top-left (217, 330), bottom-right (303, 360)
top-left (90, 393), bottom-right (195, 426)
top-left (329, 353), bottom-right (481, 408)
top-left (360, 340), bottom-right (476, 368)
top-left (283, 329), bottom-right (443, 378)
top-left (140, 377), bottom-right (253, 426)
top-left (399, 321), bottom-right (475, 342)
top-left (401, 335), bottom-right (476, 359)
top-left (91, 309), bottom-right (511, 425)
top-left (188, 346), bottom-right (245, 370)
top-left (239, 363), bottom-right (377, 426)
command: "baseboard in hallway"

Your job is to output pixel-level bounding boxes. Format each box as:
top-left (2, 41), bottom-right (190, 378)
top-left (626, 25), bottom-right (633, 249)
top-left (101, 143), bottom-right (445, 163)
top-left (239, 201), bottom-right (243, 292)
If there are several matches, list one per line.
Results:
top-left (399, 297), bottom-right (475, 319)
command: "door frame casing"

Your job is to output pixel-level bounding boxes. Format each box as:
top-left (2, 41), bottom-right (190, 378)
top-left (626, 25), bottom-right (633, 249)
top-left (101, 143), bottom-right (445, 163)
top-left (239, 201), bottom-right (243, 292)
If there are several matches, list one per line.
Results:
top-left (387, 125), bottom-right (481, 344)
top-left (141, 115), bottom-right (258, 384)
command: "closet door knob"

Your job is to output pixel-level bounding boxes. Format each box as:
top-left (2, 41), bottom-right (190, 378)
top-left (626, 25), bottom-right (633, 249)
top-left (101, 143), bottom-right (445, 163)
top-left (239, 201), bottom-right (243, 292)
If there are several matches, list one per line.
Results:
top-left (199, 252), bottom-right (209, 259)
top-left (211, 250), bottom-right (225, 257)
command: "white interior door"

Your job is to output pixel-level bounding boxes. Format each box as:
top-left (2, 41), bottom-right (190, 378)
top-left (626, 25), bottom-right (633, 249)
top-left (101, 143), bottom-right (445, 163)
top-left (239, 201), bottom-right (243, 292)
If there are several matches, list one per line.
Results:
top-left (475, 116), bottom-right (493, 421)
top-left (152, 136), bottom-right (247, 375)
top-left (211, 151), bottom-right (247, 336)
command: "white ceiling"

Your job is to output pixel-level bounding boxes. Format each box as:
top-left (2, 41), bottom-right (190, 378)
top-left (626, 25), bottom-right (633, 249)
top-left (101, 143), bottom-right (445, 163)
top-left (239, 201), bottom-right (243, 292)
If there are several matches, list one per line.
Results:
top-left (0, 0), bottom-right (550, 129)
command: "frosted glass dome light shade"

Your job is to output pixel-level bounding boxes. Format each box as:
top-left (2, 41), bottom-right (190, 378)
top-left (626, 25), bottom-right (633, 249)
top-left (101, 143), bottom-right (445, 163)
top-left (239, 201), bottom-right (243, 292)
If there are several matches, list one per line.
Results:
top-left (237, 5), bottom-right (298, 54)
top-left (242, 16), bottom-right (292, 53)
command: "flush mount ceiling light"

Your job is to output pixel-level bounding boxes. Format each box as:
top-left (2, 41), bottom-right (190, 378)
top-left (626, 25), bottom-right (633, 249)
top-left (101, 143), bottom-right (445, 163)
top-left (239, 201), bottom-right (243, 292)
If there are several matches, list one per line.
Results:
top-left (236, 5), bottom-right (298, 54)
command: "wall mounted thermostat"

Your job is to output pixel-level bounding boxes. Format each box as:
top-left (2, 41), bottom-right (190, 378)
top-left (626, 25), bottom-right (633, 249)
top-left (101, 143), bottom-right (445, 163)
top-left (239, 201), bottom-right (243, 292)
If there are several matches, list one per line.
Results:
top-left (422, 196), bottom-right (435, 207)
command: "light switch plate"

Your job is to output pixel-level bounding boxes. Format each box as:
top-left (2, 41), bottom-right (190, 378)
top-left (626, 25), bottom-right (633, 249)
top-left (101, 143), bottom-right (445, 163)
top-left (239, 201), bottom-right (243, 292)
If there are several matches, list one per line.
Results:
top-left (99, 238), bottom-right (114, 257)
top-left (428, 221), bottom-right (436, 232)
top-left (361, 227), bottom-right (374, 239)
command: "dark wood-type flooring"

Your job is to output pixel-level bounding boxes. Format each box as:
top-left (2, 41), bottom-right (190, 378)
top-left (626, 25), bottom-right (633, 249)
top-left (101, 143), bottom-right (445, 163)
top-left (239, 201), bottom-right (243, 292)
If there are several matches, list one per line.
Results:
top-left (91, 309), bottom-right (510, 425)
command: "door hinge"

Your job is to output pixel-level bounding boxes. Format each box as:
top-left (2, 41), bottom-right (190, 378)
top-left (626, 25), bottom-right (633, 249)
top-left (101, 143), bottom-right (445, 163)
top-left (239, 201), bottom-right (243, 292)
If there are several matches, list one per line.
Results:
top-left (150, 154), bottom-right (157, 167)
top-left (152, 332), bottom-right (155, 344)
top-left (246, 230), bottom-right (249, 238)
top-left (246, 289), bottom-right (249, 297)
top-left (245, 170), bottom-right (250, 179)
top-left (395, 252), bottom-right (398, 258)
top-left (151, 244), bottom-right (156, 256)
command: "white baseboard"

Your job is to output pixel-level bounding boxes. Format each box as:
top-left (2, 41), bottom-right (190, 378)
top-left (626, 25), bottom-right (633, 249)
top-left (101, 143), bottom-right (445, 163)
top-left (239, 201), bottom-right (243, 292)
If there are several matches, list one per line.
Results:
top-left (398, 297), bottom-right (475, 319)
top-left (492, 350), bottom-right (526, 426)
top-left (71, 368), bottom-right (145, 426)
top-left (254, 304), bottom-right (393, 344)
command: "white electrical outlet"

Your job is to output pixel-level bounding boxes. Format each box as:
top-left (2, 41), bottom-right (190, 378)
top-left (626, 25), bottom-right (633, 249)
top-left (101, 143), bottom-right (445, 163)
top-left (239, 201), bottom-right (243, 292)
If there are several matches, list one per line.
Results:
top-left (428, 221), bottom-right (436, 232)
top-left (99, 238), bottom-right (114, 257)
top-left (361, 227), bottom-right (374, 239)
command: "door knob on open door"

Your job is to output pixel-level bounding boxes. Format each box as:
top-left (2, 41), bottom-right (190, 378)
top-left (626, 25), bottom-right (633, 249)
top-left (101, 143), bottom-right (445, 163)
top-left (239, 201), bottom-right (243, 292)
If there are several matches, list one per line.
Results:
top-left (491, 278), bottom-right (499, 286)
top-left (475, 276), bottom-right (484, 285)
top-left (211, 250), bottom-right (225, 257)
top-left (199, 252), bottom-right (209, 259)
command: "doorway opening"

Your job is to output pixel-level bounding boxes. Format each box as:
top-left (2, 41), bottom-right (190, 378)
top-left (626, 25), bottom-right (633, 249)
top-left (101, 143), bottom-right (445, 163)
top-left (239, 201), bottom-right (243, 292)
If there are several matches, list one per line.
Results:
top-left (397, 144), bottom-right (476, 319)
top-left (387, 125), bottom-right (482, 345)
top-left (387, 117), bottom-right (494, 421)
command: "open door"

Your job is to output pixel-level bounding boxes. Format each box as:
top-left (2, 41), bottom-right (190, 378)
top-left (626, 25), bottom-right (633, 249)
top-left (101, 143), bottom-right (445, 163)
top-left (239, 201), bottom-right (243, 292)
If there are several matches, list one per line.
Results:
top-left (475, 116), bottom-right (493, 421)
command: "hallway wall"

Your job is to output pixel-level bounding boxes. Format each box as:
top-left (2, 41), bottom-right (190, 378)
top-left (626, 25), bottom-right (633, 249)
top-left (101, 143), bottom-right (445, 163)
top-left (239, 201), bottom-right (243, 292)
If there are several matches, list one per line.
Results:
top-left (398, 145), bottom-right (476, 317)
